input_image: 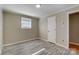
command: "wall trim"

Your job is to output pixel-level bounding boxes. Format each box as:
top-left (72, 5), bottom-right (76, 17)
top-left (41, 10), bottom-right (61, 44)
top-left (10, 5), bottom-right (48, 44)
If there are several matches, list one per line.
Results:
top-left (4, 37), bottom-right (38, 47)
top-left (56, 43), bottom-right (69, 49)
top-left (39, 37), bottom-right (48, 42)
top-left (0, 9), bottom-right (3, 55)
top-left (4, 37), bottom-right (69, 50)
top-left (70, 42), bottom-right (79, 46)
top-left (39, 37), bottom-right (69, 49)
top-left (48, 5), bottom-right (79, 17)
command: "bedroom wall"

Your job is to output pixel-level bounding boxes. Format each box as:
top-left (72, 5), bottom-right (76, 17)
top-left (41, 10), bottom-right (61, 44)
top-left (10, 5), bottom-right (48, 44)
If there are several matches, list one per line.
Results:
top-left (39, 6), bottom-right (79, 49)
top-left (55, 11), bottom-right (69, 48)
top-left (39, 17), bottom-right (48, 41)
top-left (39, 11), bottom-right (69, 48)
top-left (50, 6), bottom-right (79, 48)
top-left (3, 11), bottom-right (39, 45)
top-left (0, 9), bottom-right (3, 54)
top-left (69, 12), bottom-right (79, 44)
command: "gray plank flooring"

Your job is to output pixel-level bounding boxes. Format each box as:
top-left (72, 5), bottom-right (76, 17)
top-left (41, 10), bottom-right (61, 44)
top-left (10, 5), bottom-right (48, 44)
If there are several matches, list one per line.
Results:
top-left (2, 39), bottom-right (76, 55)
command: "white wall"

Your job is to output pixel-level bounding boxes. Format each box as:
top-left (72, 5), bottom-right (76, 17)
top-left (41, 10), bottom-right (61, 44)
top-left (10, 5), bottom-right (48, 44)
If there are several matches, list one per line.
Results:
top-left (39, 17), bottom-right (48, 41)
top-left (56, 11), bottom-right (69, 48)
top-left (0, 9), bottom-right (3, 54)
top-left (55, 6), bottom-right (79, 49)
top-left (39, 6), bottom-right (79, 49)
top-left (39, 12), bottom-right (69, 49)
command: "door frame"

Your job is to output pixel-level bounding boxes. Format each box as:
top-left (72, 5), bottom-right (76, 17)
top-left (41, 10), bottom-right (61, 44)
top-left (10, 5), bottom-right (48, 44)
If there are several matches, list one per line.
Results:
top-left (67, 9), bottom-right (79, 49)
top-left (48, 16), bottom-right (56, 43)
top-left (0, 9), bottom-right (3, 55)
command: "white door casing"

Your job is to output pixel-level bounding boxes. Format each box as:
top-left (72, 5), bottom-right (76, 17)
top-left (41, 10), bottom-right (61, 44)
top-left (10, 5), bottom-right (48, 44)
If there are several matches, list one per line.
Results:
top-left (0, 9), bottom-right (3, 54)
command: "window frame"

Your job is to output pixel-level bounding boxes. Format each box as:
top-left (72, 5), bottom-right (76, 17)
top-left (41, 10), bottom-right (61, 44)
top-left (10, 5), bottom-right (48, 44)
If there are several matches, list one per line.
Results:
top-left (21, 17), bottom-right (32, 29)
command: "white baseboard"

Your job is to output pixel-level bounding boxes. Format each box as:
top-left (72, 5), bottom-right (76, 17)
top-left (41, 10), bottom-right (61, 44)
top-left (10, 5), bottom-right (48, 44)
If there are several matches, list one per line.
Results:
top-left (4, 37), bottom-right (38, 47)
top-left (56, 43), bottom-right (68, 49)
top-left (39, 37), bottom-right (48, 42)
top-left (39, 37), bottom-right (69, 49)
top-left (4, 37), bottom-right (69, 50)
top-left (70, 42), bottom-right (79, 46)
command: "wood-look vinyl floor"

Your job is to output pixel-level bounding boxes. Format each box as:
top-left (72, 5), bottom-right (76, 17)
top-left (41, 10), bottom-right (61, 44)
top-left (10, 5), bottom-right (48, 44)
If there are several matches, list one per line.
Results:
top-left (2, 39), bottom-right (78, 55)
top-left (69, 43), bottom-right (79, 52)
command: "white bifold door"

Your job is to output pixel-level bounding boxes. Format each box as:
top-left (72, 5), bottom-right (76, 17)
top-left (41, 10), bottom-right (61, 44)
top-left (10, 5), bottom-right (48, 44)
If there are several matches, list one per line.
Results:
top-left (48, 16), bottom-right (56, 43)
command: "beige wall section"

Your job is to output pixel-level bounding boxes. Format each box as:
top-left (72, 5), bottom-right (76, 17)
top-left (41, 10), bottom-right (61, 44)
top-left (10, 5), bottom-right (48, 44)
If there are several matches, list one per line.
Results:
top-left (39, 17), bottom-right (48, 41)
top-left (0, 9), bottom-right (3, 54)
top-left (3, 11), bottom-right (39, 45)
top-left (69, 13), bottom-right (79, 43)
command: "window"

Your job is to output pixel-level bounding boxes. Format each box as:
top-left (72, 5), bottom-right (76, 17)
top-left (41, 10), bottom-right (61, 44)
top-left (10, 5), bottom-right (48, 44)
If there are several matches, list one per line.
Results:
top-left (21, 17), bottom-right (32, 29)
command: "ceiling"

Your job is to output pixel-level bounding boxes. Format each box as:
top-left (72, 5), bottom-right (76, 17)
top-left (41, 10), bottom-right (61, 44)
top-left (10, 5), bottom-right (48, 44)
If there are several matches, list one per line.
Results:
top-left (0, 4), bottom-right (79, 17)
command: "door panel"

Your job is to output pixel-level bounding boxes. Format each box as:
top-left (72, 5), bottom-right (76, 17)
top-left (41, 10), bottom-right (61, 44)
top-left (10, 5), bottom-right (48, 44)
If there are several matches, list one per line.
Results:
top-left (48, 16), bottom-right (56, 43)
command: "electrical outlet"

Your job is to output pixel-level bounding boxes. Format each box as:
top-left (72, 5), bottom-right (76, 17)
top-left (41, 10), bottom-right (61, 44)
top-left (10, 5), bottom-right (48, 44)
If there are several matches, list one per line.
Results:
top-left (63, 22), bottom-right (64, 24)
top-left (62, 40), bottom-right (64, 42)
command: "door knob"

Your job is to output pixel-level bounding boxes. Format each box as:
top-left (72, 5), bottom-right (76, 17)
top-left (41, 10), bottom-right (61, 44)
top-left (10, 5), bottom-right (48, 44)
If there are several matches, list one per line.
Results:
top-left (48, 31), bottom-right (50, 32)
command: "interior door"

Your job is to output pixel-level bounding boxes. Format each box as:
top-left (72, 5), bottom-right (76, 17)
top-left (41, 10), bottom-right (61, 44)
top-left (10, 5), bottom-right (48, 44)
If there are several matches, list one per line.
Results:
top-left (48, 16), bottom-right (56, 43)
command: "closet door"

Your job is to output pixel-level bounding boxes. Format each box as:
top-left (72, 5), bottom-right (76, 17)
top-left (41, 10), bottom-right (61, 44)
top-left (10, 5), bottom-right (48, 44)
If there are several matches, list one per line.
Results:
top-left (48, 16), bottom-right (56, 43)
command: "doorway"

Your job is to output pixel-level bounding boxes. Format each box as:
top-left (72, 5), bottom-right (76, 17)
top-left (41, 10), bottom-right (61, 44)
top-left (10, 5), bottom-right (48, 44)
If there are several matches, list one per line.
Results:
top-left (69, 12), bottom-right (79, 52)
top-left (48, 16), bottom-right (56, 43)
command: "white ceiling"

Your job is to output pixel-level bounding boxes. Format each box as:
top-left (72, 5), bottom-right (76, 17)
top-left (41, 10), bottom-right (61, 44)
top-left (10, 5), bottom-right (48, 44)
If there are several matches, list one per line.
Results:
top-left (0, 4), bottom-right (79, 17)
